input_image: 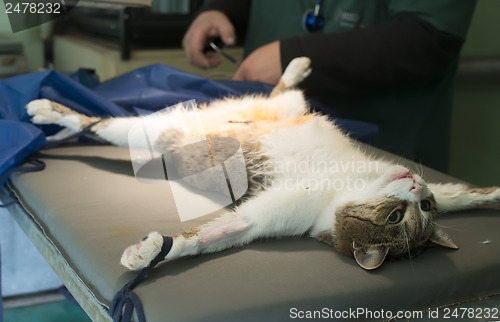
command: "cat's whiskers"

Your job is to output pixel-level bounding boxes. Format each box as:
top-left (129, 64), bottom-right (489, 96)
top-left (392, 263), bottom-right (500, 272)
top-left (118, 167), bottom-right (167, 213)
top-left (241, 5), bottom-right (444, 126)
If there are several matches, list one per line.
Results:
top-left (405, 218), bottom-right (423, 247)
top-left (401, 226), bottom-right (415, 273)
top-left (435, 210), bottom-right (450, 217)
top-left (431, 221), bottom-right (467, 232)
top-left (416, 162), bottom-right (424, 178)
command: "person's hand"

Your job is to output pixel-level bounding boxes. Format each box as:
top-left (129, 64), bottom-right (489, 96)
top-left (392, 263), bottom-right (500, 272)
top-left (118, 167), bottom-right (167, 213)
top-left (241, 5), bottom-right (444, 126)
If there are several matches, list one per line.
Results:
top-left (182, 10), bottom-right (236, 69)
top-left (233, 41), bottom-right (281, 85)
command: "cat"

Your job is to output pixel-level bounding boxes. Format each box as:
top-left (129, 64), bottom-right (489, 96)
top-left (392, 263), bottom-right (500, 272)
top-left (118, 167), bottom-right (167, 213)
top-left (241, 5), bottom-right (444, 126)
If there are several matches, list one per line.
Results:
top-left (26, 57), bottom-right (500, 270)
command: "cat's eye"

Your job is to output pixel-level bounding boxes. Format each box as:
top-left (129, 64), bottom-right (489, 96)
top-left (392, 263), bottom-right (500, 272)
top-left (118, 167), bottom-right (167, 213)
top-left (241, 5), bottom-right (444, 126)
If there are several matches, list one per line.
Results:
top-left (420, 199), bottom-right (432, 211)
top-left (387, 209), bottom-right (404, 224)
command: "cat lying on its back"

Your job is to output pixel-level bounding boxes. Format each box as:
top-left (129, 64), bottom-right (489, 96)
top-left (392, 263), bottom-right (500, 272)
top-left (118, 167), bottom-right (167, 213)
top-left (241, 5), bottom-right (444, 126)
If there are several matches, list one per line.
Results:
top-left (26, 57), bottom-right (500, 270)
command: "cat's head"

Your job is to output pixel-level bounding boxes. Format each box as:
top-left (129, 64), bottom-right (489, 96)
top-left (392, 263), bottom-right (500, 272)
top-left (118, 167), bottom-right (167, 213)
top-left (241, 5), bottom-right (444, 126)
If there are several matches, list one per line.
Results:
top-left (325, 165), bottom-right (500, 270)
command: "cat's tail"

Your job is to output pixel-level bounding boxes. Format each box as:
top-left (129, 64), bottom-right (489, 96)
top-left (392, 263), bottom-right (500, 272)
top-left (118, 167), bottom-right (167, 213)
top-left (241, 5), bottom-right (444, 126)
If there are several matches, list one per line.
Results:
top-left (270, 57), bottom-right (312, 97)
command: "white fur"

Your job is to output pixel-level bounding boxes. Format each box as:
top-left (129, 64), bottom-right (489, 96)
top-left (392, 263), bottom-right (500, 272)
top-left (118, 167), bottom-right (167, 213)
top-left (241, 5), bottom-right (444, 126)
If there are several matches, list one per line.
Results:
top-left (429, 183), bottom-right (500, 212)
top-left (98, 117), bottom-right (142, 147)
top-left (27, 99), bottom-right (83, 131)
top-left (120, 106), bottom-right (500, 270)
top-left (100, 91), bottom-right (308, 150)
top-left (121, 116), bottom-right (400, 269)
top-left (281, 57), bottom-right (312, 88)
top-left (194, 90), bottom-right (308, 127)
top-left (120, 231), bottom-right (163, 270)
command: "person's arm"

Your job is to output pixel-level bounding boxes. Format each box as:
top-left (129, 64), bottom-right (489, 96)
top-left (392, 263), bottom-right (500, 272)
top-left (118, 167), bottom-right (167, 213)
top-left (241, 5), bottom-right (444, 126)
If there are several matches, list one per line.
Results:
top-left (280, 13), bottom-right (464, 96)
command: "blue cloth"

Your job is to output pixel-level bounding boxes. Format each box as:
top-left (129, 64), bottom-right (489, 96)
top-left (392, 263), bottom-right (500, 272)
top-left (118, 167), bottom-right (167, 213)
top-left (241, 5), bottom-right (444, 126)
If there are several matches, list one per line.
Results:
top-left (0, 64), bottom-right (378, 181)
top-left (0, 120), bottom-right (44, 178)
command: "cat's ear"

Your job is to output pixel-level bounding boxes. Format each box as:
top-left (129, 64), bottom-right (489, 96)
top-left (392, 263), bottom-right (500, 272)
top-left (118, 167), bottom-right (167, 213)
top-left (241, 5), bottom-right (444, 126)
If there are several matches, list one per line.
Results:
top-left (352, 242), bottom-right (389, 270)
top-left (428, 183), bottom-right (500, 213)
top-left (430, 228), bottom-right (459, 250)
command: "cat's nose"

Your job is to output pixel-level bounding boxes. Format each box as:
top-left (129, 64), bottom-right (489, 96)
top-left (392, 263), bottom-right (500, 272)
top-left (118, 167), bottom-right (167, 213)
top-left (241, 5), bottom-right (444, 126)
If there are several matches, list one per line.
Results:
top-left (410, 180), bottom-right (423, 196)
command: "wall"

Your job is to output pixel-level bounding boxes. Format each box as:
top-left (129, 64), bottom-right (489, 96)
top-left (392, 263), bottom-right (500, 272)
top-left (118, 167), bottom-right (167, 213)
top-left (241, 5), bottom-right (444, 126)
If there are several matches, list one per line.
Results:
top-left (0, 3), bottom-right (63, 297)
top-left (449, 0), bottom-right (500, 186)
top-left (0, 1), bottom-right (53, 73)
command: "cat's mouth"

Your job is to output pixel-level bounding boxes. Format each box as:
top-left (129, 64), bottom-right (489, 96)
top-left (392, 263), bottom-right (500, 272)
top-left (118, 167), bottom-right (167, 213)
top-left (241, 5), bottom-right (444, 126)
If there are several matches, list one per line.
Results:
top-left (392, 171), bottom-right (413, 182)
top-left (389, 171), bottom-right (423, 195)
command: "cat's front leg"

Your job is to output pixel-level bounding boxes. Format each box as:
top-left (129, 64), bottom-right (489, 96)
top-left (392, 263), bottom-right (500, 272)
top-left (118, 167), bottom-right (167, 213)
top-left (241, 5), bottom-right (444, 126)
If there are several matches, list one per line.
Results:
top-left (428, 183), bottom-right (500, 212)
top-left (120, 213), bottom-right (252, 270)
top-left (120, 187), bottom-right (322, 271)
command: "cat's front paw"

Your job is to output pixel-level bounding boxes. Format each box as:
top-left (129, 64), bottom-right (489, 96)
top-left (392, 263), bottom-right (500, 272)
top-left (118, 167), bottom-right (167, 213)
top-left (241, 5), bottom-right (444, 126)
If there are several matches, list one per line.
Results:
top-left (120, 232), bottom-right (164, 271)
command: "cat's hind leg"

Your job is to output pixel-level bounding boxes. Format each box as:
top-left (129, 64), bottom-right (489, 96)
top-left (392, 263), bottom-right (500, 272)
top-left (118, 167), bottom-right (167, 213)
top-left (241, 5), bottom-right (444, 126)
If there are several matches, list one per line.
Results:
top-left (27, 99), bottom-right (145, 147)
top-left (270, 57), bottom-right (312, 97)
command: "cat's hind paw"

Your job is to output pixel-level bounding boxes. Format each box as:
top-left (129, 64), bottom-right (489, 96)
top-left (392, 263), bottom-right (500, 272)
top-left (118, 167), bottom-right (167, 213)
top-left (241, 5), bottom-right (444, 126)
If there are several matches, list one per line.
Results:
top-left (281, 57), bottom-right (312, 88)
top-left (27, 99), bottom-right (71, 124)
top-left (120, 232), bottom-right (164, 271)
top-left (26, 99), bottom-right (93, 131)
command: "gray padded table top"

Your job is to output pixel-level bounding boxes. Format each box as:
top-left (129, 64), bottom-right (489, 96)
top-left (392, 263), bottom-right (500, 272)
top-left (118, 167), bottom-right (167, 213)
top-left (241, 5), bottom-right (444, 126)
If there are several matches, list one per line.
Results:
top-left (6, 144), bottom-right (500, 321)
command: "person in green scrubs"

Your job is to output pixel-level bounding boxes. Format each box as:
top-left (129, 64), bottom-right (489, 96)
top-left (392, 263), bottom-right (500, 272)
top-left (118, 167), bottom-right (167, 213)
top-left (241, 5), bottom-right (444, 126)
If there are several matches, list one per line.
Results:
top-left (183, 0), bottom-right (476, 172)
